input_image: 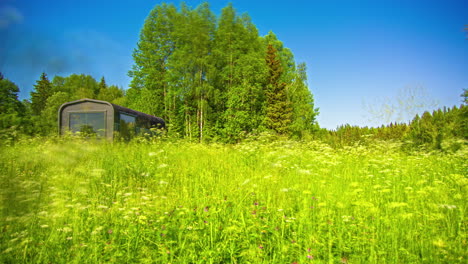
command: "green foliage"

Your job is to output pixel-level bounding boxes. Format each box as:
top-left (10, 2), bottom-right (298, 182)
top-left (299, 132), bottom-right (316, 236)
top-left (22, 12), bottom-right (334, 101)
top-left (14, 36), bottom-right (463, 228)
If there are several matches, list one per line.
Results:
top-left (0, 139), bottom-right (466, 263)
top-left (26, 73), bottom-right (125, 136)
top-left (0, 75), bottom-right (25, 143)
top-left (0, 75), bottom-right (23, 115)
top-left (313, 96), bottom-right (466, 150)
top-left (31, 72), bottom-right (53, 115)
top-left (289, 63), bottom-right (319, 138)
top-left (128, 2), bottom-right (318, 141)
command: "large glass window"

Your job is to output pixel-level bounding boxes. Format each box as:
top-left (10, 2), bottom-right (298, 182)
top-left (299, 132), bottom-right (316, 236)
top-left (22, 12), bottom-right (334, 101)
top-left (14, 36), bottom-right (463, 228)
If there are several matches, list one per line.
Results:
top-left (69, 112), bottom-right (106, 137)
top-left (120, 113), bottom-right (135, 125)
top-left (118, 113), bottom-right (136, 140)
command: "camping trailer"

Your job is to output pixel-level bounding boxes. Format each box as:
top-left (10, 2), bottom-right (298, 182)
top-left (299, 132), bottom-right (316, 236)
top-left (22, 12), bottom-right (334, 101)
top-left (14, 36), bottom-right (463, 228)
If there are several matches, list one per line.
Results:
top-left (58, 98), bottom-right (165, 139)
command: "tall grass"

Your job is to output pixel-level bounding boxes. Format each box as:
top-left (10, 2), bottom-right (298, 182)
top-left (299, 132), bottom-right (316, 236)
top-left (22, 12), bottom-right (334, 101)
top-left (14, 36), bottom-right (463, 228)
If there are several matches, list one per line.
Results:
top-left (0, 138), bottom-right (466, 263)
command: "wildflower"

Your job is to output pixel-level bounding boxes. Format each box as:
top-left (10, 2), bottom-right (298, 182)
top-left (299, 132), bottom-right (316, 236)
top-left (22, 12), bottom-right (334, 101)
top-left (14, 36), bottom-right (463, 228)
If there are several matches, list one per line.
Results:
top-left (387, 202), bottom-right (408, 208)
top-left (66, 236), bottom-right (73, 240)
top-left (307, 255), bottom-right (314, 259)
top-left (108, 229), bottom-right (113, 234)
top-left (258, 245), bottom-right (264, 249)
top-left (204, 206), bottom-right (209, 212)
top-left (438, 204), bottom-right (457, 210)
top-left (433, 238), bottom-right (446, 248)
top-left (91, 168), bottom-right (105, 176)
top-left (342, 215), bottom-right (352, 222)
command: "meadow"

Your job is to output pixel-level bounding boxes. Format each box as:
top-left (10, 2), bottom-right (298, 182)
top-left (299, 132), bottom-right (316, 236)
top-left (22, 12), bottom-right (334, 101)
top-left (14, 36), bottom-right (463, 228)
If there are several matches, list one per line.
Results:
top-left (0, 137), bottom-right (466, 263)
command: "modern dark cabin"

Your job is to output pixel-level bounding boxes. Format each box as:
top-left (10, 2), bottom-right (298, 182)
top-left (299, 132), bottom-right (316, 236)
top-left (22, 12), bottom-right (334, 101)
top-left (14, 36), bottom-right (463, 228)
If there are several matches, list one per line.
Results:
top-left (58, 98), bottom-right (165, 139)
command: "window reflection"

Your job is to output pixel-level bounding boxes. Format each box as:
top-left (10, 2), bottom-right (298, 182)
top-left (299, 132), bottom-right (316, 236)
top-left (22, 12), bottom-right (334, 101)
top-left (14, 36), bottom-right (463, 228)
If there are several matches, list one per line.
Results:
top-left (119, 113), bottom-right (136, 140)
top-left (69, 112), bottom-right (105, 137)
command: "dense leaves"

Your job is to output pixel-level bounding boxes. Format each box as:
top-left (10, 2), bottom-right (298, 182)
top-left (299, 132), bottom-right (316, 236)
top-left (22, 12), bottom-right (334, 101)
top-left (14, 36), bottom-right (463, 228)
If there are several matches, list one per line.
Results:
top-left (127, 2), bottom-right (318, 141)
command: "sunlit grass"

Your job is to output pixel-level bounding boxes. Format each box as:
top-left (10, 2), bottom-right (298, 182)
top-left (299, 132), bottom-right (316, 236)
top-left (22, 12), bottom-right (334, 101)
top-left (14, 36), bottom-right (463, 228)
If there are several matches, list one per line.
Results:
top-left (0, 138), bottom-right (466, 263)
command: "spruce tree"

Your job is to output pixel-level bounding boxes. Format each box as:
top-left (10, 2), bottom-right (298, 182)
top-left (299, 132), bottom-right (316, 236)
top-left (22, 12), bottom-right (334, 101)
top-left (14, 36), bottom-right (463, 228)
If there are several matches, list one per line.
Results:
top-left (265, 44), bottom-right (292, 134)
top-left (98, 76), bottom-right (107, 93)
top-left (31, 72), bottom-right (53, 115)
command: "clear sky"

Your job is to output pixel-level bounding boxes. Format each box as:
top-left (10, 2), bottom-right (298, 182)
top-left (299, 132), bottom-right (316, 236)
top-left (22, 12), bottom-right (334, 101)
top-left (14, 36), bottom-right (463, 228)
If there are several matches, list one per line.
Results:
top-left (1, 0), bottom-right (467, 129)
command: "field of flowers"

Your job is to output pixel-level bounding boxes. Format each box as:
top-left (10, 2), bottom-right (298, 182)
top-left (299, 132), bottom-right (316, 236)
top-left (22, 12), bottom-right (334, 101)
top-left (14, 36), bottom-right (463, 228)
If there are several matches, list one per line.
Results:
top-left (0, 138), bottom-right (466, 263)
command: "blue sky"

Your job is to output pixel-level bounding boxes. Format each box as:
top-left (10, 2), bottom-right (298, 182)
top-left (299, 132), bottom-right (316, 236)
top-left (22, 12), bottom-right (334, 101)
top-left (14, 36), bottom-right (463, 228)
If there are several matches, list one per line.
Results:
top-left (1, 0), bottom-right (467, 129)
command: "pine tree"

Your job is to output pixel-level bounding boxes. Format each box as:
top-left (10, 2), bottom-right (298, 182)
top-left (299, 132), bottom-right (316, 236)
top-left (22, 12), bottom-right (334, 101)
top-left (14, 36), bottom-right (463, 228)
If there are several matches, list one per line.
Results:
top-left (98, 76), bottom-right (107, 94)
top-left (31, 72), bottom-right (53, 115)
top-left (265, 44), bottom-right (292, 134)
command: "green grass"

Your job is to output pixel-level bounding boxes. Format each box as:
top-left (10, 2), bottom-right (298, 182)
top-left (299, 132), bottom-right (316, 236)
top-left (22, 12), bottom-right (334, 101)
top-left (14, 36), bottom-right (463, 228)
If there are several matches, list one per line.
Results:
top-left (0, 138), bottom-right (466, 263)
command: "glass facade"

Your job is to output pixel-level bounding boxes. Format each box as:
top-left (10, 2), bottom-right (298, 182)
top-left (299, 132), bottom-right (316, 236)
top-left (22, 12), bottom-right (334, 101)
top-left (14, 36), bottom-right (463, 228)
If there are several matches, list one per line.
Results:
top-left (69, 112), bottom-right (106, 137)
top-left (118, 113), bottom-right (136, 140)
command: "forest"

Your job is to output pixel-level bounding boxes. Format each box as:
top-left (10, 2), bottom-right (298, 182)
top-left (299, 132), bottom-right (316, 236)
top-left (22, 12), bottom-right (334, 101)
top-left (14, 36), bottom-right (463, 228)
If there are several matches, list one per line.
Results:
top-left (0, 2), bottom-right (466, 149)
top-left (1, 2), bottom-right (467, 263)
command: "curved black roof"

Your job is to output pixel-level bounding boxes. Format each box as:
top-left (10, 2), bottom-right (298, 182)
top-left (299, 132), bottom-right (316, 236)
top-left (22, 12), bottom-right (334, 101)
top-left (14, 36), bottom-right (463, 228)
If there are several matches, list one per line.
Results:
top-left (59, 98), bottom-right (165, 128)
top-left (112, 103), bottom-right (165, 127)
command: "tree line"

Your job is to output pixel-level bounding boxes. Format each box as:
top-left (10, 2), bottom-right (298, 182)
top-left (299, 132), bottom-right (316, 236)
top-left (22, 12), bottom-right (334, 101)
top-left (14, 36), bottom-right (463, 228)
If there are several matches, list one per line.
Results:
top-left (0, 2), bottom-right (466, 149)
top-left (319, 96), bottom-right (467, 151)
